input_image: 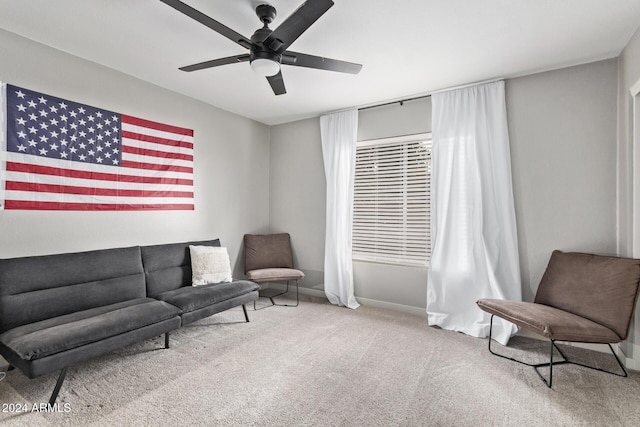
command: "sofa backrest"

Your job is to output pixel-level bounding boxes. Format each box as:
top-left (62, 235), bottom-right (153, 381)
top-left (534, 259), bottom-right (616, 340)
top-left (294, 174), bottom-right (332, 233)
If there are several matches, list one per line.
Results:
top-left (535, 250), bottom-right (640, 340)
top-left (0, 246), bottom-right (145, 334)
top-left (141, 239), bottom-right (220, 297)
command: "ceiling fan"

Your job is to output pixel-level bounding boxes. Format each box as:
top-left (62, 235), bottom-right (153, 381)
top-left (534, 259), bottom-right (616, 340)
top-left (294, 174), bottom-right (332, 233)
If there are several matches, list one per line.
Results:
top-left (159, 0), bottom-right (362, 95)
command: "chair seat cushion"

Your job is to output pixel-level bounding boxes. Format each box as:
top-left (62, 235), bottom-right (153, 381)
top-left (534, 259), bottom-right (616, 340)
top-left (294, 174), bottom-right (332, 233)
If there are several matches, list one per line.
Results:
top-left (0, 298), bottom-right (181, 361)
top-left (154, 280), bottom-right (260, 313)
top-left (246, 268), bottom-right (305, 283)
top-left (477, 298), bottom-right (621, 343)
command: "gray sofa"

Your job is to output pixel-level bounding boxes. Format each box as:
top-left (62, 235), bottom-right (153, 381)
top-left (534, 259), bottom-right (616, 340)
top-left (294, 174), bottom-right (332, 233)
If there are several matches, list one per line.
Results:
top-left (0, 239), bottom-right (259, 404)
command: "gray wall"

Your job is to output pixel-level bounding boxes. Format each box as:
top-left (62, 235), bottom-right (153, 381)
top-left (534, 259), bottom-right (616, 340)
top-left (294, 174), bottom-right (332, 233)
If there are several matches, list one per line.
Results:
top-left (269, 59), bottom-right (618, 313)
top-left (269, 118), bottom-right (326, 287)
top-left (508, 59), bottom-right (618, 301)
top-left (0, 29), bottom-right (271, 277)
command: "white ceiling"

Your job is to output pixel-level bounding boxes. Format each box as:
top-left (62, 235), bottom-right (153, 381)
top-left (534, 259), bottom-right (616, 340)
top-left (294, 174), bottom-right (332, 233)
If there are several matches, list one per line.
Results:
top-left (1, 0), bottom-right (639, 125)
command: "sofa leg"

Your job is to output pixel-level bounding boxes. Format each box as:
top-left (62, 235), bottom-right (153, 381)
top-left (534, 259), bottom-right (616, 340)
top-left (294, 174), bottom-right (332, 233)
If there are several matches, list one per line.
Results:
top-left (49, 367), bottom-right (68, 405)
top-left (165, 332), bottom-right (170, 349)
top-left (242, 304), bottom-right (250, 322)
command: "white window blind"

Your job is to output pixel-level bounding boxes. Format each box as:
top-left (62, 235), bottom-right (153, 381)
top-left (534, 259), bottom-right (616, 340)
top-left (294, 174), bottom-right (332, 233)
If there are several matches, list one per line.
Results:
top-left (353, 133), bottom-right (431, 267)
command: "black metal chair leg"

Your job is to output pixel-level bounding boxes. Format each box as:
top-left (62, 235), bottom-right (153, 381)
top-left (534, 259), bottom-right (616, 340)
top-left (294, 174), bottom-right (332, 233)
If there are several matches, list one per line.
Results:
top-left (49, 367), bottom-right (68, 405)
top-left (488, 315), bottom-right (561, 387)
top-left (486, 315), bottom-right (628, 387)
top-left (165, 332), bottom-right (170, 349)
top-left (608, 343), bottom-right (628, 377)
top-left (554, 342), bottom-right (628, 378)
top-left (531, 340), bottom-right (555, 388)
top-left (242, 304), bottom-right (250, 322)
top-left (254, 282), bottom-right (288, 310)
top-left (273, 280), bottom-right (300, 307)
top-left (254, 292), bottom-right (276, 310)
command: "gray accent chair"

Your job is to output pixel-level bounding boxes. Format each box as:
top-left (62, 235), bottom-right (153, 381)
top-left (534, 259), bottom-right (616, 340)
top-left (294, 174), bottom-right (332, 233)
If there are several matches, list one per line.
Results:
top-left (477, 250), bottom-right (640, 387)
top-left (244, 233), bottom-right (305, 309)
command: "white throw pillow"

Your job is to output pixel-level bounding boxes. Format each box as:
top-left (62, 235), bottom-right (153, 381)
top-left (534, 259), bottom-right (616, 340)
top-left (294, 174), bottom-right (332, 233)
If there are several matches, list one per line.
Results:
top-left (189, 245), bottom-right (232, 286)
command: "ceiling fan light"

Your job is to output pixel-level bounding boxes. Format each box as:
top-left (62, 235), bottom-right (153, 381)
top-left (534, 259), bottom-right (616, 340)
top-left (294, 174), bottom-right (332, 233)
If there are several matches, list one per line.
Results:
top-left (250, 58), bottom-right (281, 77)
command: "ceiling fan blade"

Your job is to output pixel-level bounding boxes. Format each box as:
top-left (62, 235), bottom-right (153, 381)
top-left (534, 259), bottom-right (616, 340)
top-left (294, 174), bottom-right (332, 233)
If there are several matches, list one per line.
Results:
top-left (263, 0), bottom-right (334, 53)
top-left (267, 71), bottom-right (287, 95)
top-left (284, 51), bottom-right (362, 74)
top-left (160, 0), bottom-right (253, 49)
top-left (179, 54), bottom-right (250, 72)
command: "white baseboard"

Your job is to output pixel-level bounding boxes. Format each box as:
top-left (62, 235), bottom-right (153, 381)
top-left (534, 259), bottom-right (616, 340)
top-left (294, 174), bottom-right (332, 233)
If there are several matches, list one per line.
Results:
top-left (619, 343), bottom-right (640, 371)
top-left (355, 296), bottom-right (427, 318)
top-left (266, 283), bottom-right (326, 299)
top-left (297, 286), bottom-right (328, 299)
top-left (267, 283), bottom-right (427, 317)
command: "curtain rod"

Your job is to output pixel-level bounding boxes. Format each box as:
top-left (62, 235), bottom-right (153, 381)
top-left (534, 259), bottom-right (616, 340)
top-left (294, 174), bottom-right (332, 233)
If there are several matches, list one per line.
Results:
top-left (358, 94), bottom-right (430, 111)
top-left (329, 77), bottom-right (505, 115)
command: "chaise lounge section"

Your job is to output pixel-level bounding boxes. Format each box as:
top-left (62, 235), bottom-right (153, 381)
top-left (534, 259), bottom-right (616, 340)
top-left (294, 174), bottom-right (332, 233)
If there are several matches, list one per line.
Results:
top-left (141, 239), bottom-right (260, 325)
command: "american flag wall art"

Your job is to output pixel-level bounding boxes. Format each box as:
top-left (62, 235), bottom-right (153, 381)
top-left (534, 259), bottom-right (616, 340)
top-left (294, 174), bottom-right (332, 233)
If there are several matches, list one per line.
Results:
top-left (0, 83), bottom-right (194, 210)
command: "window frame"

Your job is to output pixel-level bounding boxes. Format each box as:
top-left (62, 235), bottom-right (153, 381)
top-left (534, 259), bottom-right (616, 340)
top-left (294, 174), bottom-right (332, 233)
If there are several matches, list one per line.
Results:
top-left (352, 132), bottom-right (432, 269)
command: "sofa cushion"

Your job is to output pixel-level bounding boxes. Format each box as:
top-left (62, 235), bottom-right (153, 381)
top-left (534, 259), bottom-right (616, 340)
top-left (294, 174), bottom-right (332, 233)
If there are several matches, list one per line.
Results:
top-left (0, 298), bottom-right (181, 361)
top-left (190, 245), bottom-right (232, 285)
top-left (534, 250), bottom-right (640, 340)
top-left (154, 281), bottom-right (259, 313)
top-left (0, 246), bottom-right (146, 334)
top-left (141, 239), bottom-right (221, 296)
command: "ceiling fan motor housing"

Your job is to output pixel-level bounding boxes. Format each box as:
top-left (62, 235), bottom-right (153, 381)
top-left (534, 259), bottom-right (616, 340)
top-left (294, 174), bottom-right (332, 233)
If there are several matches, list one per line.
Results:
top-left (250, 47), bottom-right (282, 65)
top-left (255, 4), bottom-right (277, 25)
top-left (250, 6), bottom-right (282, 66)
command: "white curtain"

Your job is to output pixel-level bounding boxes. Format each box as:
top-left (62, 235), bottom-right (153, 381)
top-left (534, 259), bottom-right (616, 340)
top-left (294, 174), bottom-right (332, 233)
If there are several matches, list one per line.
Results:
top-left (320, 109), bottom-right (360, 309)
top-left (427, 81), bottom-right (521, 345)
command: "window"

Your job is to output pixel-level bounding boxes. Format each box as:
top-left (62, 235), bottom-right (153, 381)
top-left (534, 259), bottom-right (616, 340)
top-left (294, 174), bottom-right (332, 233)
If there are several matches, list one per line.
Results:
top-left (353, 133), bottom-right (431, 267)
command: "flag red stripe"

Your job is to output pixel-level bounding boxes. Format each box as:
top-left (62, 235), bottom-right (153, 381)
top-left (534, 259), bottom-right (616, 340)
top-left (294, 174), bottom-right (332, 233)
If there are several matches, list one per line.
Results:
top-left (7, 162), bottom-right (194, 186)
top-left (4, 200), bottom-right (195, 211)
top-left (121, 160), bottom-right (193, 174)
top-left (122, 130), bottom-right (194, 150)
top-left (6, 181), bottom-right (194, 198)
top-left (122, 145), bottom-right (194, 161)
top-left (122, 114), bottom-right (194, 137)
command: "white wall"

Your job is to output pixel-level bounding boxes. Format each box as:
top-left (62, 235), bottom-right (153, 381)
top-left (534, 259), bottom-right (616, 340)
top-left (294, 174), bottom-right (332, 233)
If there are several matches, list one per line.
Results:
top-left (617, 26), bottom-right (640, 366)
top-left (269, 59), bottom-right (618, 314)
top-left (0, 30), bottom-right (271, 277)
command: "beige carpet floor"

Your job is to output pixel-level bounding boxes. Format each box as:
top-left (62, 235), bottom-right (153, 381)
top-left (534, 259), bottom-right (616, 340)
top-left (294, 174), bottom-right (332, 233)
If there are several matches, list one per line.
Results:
top-left (1, 294), bottom-right (640, 426)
